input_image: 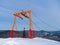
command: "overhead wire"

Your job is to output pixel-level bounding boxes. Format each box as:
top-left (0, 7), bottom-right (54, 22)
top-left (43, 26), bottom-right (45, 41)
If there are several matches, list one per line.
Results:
top-left (32, 21), bottom-right (41, 30)
top-left (0, 6), bottom-right (25, 30)
top-left (1, 4), bottom-right (59, 30)
top-left (32, 11), bottom-right (60, 30)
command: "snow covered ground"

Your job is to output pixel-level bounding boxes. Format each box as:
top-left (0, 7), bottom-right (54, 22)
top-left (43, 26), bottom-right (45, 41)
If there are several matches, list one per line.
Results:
top-left (0, 37), bottom-right (60, 45)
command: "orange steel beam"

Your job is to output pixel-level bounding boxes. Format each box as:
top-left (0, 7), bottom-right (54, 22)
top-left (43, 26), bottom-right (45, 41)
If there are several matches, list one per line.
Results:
top-left (10, 12), bottom-right (23, 38)
top-left (10, 16), bottom-right (16, 38)
top-left (27, 10), bottom-right (33, 39)
top-left (21, 10), bottom-right (33, 38)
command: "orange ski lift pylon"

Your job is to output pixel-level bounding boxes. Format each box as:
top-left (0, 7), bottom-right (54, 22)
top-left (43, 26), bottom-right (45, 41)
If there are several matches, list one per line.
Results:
top-left (10, 10), bottom-right (33, 39)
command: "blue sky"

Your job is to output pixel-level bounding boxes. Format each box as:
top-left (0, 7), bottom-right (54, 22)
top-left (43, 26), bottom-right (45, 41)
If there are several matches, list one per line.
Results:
top-left (0, 0), bottom-right (60, 31)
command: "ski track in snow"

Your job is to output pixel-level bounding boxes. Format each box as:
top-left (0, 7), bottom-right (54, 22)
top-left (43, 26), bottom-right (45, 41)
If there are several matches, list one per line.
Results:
top-left (0, 37), bottom-right (60, 45)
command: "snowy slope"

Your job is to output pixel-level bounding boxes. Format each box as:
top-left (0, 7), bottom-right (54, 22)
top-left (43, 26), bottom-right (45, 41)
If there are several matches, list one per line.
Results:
top-left (0, 37), bottom-right (60, 45)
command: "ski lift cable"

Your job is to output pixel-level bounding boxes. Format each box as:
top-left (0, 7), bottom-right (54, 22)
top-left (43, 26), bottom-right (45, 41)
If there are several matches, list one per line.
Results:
top-left (0, 6), bottom-right (26, 30)
top-left (1, 5), bottom-right (59, 30)
top-left (32, 11), bottom-right (60, 30)
top-left (32, 21), bottom-right (41, 30)
top-left (0, 6), bottom-right (29, 30)
top-left (33, 13), bottom-right (60, 30)
top-left (0, 5), bottom-right (20, 15)
top-left (0, 6), bottom-right (14, 12)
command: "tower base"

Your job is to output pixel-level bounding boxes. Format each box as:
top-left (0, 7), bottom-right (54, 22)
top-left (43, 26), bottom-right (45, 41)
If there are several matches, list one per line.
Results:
top-left (10, 30), bottom-right (14, 38)
top-left (29, 29), bottom-right (33, 39)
